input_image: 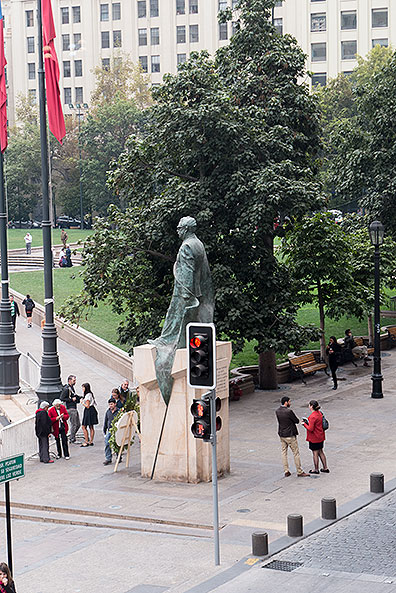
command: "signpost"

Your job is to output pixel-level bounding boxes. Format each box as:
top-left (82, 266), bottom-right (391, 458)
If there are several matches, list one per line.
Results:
top-left (0, 454), bottom-right (25, 574)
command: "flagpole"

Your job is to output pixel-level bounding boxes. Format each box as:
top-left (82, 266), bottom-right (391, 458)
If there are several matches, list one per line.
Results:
top-left (36, 0), bottom-right (62, 405)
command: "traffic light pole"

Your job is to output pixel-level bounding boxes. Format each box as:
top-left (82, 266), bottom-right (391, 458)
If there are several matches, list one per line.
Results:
top-left (209, 388), bottom-right (220, 566)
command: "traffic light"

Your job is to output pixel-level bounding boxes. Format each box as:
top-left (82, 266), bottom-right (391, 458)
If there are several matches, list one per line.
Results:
top-left (186, 323), bottom-right (216, 389)
top-left (190, 394), bottom-right (222, 440)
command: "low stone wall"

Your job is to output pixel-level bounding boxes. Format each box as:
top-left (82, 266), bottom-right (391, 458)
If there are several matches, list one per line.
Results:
top-left (19, 352), bottom-right (40, 390)
top-left (0, 415), bottom-right (36, 459)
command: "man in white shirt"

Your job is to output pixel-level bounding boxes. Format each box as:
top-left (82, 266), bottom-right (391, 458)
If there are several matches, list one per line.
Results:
top-left (24, 232), bottom-right (32, 254)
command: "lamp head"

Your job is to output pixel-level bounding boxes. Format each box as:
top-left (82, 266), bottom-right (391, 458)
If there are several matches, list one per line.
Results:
top-left (369, 220), bottom-right (385, 246)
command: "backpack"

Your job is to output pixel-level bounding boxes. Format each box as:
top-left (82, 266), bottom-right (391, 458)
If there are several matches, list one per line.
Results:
top-left (322, 412), bottom-right (329, 431)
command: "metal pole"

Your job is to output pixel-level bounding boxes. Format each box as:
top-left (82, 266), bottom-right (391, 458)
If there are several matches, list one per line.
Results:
top-left (210, 389), bottom-right (220, 566)
top-left (5, 482), bottom-right (12, 574)
top-left (371, 243), bottom-right (383, 398)
top-left (35, 0), bottom-right (62, 405)
top-left (0, 151), bottom-right (20, 394)
top-left (78, 107), bottom-right (83, 229)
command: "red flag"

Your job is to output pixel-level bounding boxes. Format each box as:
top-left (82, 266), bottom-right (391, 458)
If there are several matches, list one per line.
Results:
top-left (42, 0), bottom-right (65, 144)
top-left (0, 3), bottom-right (7, 153)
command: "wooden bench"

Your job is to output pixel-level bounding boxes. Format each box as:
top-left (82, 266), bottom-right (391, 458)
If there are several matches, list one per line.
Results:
top-left (353, 337), bottom-right (374, 358)
top-left (289, 353), bottom-right (329, 384)
top-left (387, 326), bottom-right (396, 349)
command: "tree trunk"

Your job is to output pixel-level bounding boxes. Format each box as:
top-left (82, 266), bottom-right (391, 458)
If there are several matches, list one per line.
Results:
top-left (317, 280), bottom-right (326, 361)
top-left (258, 350), bottom-right (278, 390)
top-left (368, 313), bottom-right (374, 346)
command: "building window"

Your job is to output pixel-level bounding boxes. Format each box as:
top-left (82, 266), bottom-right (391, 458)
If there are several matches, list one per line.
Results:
top-left (341, 11), bottom-right (357, 31)
top-left (189, 24), bottom-right (199, 42)
top-left (139, 55), bottom-right (148, 72)
top-left (311, 13), bottom-right (326, 32)
top-left (176, 25), bottom-right (186, 43)
top-left (61, 7), bottom-right (69, 24)
top-left (273, 17), bottom-right (283, 35)
top-left (312, 72), bottom-right (326, 86)
top-left (177, 53), bottom-right (186, 65)
top-left (64, 88), bottom-right (72, 104)
top-left (100, 4), bottom-right (109, 21)
top-left (311, 42), bottom-right (326, 62)
top-left (27, 37), bottom-right (35, 53)
top-left (26, 10), bottom-right (34, 27)
top-left (189, 0), bottom-right (198, 14)
top-left (62, 34), bottom-right (70, 51)
top-left (372, 38), bottom-right (388, 48)
top-left (151, 27), bottom-right (160, 45)
top-left (73, 33), bottom-right (81, 50)
top-left (219, 22), bottom-right (227, 40)
top-left (138, 1), bottom-right (146, 17)
top-left (112, 3), bottom-right (121, 19)
top-left (113, 30), bottom-right (122, 47)
top-left (101, 31), bottom-right (110, 48)
top-left (28, 63), bottom-right (35, 80)
top-left (75, 60), bottom-right (82, 76)
top-left (63, 61), bottom-right (71, 77)
top-left (151, 55), bottom-right (160, 72)
top-left (341, 40), bottom-right (357, 60)
top-left (28, 89), bottom-right (36, 103)
top-left (138, 28), bottom-right (147, 45)
top-left (343, 71), bottom-right (353, 77)
top-left (72, 6), bottom-right (81, 23)
top-left (75, 87), bottom-right (83, 103)
top-left (176, 0), bottom-right (185, 15)
top-left (150, 0), bottom-right (159, 17)
top-left (218, 0), bottom-right (227, 10)
top-left (102, 58), bottom-right (110, 70)
top-left (372, 9), bottom-right (388, 28)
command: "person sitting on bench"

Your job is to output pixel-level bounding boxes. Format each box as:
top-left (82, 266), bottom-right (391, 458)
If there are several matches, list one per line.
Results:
top-left (344, 329), bottom-right (371, 367)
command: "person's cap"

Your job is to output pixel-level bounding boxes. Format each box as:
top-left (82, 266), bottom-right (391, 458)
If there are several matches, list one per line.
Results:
top-left (52, 399), bottom-right (62, 406)
top-left (40, 401), bottom-right (50, 409)
top-left (108, 397), bottom-right (116, 403)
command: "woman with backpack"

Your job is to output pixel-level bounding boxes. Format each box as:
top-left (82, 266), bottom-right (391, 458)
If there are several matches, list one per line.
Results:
top-left (302, 400), bottom-right (329, 474)
top-left (22, 294), bottom-right (35, 328)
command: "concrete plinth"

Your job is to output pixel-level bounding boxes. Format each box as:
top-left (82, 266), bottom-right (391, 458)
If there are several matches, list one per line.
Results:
top-left (134, 341), bottom-right (231, 483)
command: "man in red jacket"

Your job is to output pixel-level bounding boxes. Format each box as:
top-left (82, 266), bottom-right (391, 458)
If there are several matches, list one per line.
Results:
top-left (48, 399), bottom-right (70, 459)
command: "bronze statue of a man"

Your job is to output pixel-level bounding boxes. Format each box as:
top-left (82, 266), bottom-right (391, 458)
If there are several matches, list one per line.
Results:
top-left (149, 216), bottom-right (214, 404)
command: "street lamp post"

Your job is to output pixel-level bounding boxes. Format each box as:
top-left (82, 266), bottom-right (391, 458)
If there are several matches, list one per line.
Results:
top-left (69, 103), bottom-right (88, 229)
top-left (369, 220), bottom-right (385, 399)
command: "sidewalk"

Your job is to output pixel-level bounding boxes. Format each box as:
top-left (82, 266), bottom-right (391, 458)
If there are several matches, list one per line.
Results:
top-left (2, 319), bottom-right (396, 593)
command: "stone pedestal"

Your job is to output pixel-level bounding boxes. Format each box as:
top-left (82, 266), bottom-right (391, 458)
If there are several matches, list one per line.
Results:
top-left (134, 341), bottom-right (231, 483)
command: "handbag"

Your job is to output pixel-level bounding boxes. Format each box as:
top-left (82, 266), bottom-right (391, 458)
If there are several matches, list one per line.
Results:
top-left (321, 411), bottom-right (329, 431)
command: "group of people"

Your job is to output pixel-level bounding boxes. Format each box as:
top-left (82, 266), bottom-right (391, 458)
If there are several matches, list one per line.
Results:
top-left (327, 329), bottom-right (372, 390)
top-left (58, 245), bottom-right (73, 267)
top-left (34, 375), bottom-right (135, 464)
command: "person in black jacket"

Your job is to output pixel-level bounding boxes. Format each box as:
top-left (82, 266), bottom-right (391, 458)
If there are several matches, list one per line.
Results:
top-left (0, 562), bottom-right (17, 593)
top-left (326, 336), bottom-right (342, 390)
top-left (35, 402), bottom-right (54, 464)
top-left (275, 396), bottom-right (309, 478)
top-left (21, 294), bottom-right (35, 328)
top-left (60, 374), bottom-right (81, 443)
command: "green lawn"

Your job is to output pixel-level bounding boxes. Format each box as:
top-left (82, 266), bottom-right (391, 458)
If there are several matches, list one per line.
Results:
top-left (7, 229), bottom-right (91, 251)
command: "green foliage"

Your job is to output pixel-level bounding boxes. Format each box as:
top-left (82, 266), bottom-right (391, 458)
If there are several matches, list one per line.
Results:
top-left (108, 393), bottom-right (140, 455)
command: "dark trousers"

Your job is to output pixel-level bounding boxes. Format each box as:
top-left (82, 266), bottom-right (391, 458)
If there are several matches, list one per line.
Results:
top-left (330, 365), bottom-right (338, 387)
top-left (38, 435), bottom-right (50, 462)
top-left (56, 424), bottom-right (69, 457)
top-left (11, 315), bottom-right (16, 330)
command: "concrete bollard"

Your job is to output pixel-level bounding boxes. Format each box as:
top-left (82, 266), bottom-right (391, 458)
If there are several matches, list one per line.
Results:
top-left (370, 472), bottom-right (384, 493)
top-left (287, 514), bottom-right (303, 537)
top-left (252, 532), bottom-right (268, 556)
top-left (321, 497), bottom-right (337, 520)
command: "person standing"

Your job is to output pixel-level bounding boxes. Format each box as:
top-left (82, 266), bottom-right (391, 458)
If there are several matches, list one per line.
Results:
top-left (9, 296), bottom-right (19, 330)
top-left (22, 294), bottom-right (35, 328)
top-left (35, 401), bottom-right (54, 464)
top-left (302, 400), bottom-right (329, 474)
top-left (24, 232), bottom-right (32, 254)
top-left (65, 245), bottom-right (72, 267)
top-left (103, 398), bottom-right (118, 465)
top-left (60, 228), bottom-right (68, 248)
top-left (326, 336), bottom-right (342, 390)
top-left (275, 396), bottom-right (309, 477)
top-left (80, 383), bottom-right (99, 447)
top-left (344, 329), bottom-right (371, 366)
top-left (60, 374), bottom-right (81, 443)
top-left (48, 399), bottom-right (70, 459)
top-left (0, 562), bottom-right (17, 592)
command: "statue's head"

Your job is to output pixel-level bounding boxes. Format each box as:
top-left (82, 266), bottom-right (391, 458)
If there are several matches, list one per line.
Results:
top-left (177, 216), bottom-right (197, 239)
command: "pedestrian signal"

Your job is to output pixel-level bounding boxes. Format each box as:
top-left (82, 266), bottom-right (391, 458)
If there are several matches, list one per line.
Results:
top-left (190, 394), bottom-right (222, 440)
top-left (186, 323), bottom-right (216, 389)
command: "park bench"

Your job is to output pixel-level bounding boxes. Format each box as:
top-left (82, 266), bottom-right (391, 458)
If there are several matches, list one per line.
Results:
top-left (289, 353), bottom-right (329, 385)
top-left (353, 337), bottom-right (374, 359)
top-left (387, 326), bottom-right (396, 349)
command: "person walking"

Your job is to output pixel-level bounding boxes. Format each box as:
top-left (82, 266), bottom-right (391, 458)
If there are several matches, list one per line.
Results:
top-left (60, 228), bottom-right (68, 248)
top-left (326, 336), bottom-right (342, 390)
top-left (24, 232), bottom-right (32, 254)
top-left (48, 399), bottom-right (70, 459)
top-left (302, 399), bottom-right (329, 474)
top-left (9, 296), bottom-right (19, 331)
top-left (0, 562), bottom-right (17, 592)
top-left (103, 398), bottom-right (118, 465)
top-left (35, 401), bottom-right (54, 464)
top-left (60, 374), bottom-right (81, 443)
top-left (21, 294), bottom-right (35, 328)
top-left (80, 383), bottom-right (99, 447)
top-left (275, 396), bottom-right (309, 477)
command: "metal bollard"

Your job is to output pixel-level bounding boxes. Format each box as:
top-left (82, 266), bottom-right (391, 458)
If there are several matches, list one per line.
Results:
top-left (287, 514), bottom-right (303, 537)
top-left (321, 497), bottom-right (337, 520)
top-left (370, 472), bottom-right (384, 493)
top-left (252, 532), bottom-right (268, 556)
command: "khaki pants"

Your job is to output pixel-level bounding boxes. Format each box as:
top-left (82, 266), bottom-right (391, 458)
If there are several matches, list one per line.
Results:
top-left (280, 436), bottom-right (303, 475)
